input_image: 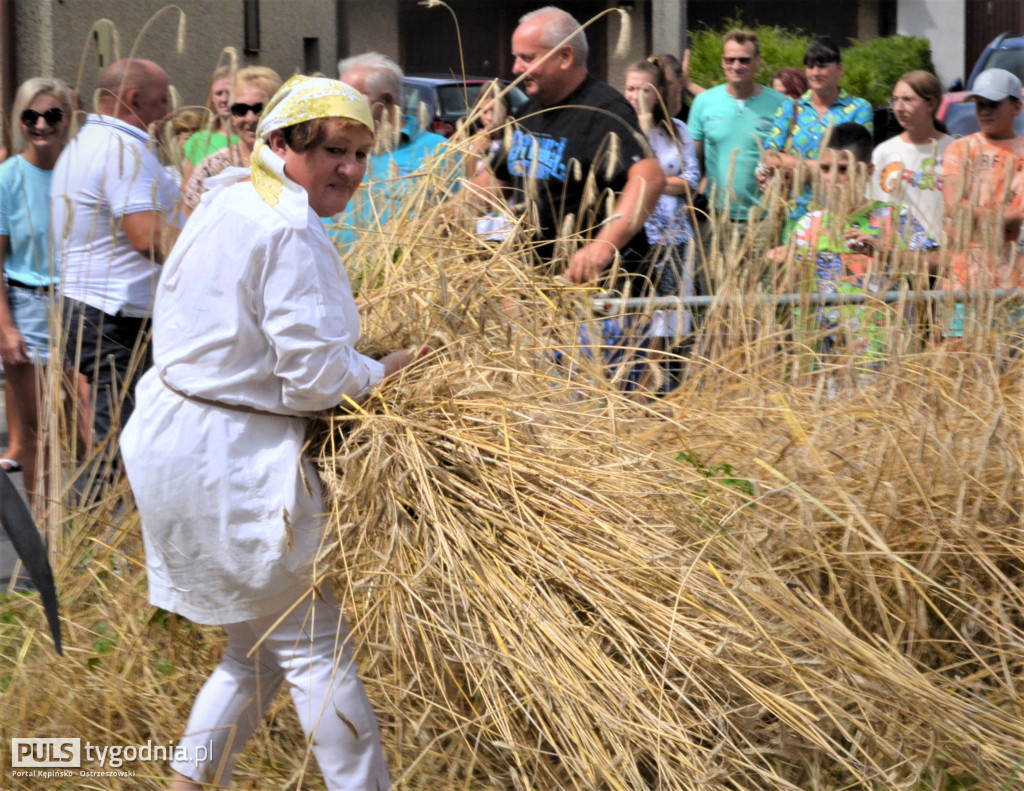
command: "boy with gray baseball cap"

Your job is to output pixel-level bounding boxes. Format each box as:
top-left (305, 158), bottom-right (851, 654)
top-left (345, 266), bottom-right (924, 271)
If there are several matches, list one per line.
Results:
top-left (940, 67), bottom-right (1024, 334)
top-left (968, 67), bottom-right (1023, 105)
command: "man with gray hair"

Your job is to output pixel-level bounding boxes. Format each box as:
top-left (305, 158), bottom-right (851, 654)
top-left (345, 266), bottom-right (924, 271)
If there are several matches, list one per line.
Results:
top-left (472, 5), bottom-right (664, 285)
top-left (331, 51), bottom-right (448, 250)
top-left (337, 51), bottom-right (403, 129)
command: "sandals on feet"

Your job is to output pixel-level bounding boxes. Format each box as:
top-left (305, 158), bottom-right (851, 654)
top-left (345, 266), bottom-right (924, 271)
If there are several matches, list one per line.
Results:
top-left (0, 458), bottom-right (22, 473)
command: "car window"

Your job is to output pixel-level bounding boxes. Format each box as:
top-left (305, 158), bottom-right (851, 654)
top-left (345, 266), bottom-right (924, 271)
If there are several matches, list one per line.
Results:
top-left (983, 50), bottom-right (1024, 82)
top-left (507, 85), bottom-right (530, 115)
top-left (402, 84), bottom-right (431, 119)
top-left (401, 79), bottom-right (531, 127)
top-left (436, 84), bottom-right (480, 118)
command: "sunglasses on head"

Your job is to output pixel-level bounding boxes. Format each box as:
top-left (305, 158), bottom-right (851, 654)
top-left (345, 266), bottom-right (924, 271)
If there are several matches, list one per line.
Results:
top-left (20, 107), bottom-right (64, 127)
top-left (230, 102), bottom-right (264, 118)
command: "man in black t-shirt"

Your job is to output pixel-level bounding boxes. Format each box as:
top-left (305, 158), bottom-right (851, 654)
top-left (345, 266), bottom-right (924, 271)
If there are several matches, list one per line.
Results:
top-left (474, 6), bottom-right (665, 285)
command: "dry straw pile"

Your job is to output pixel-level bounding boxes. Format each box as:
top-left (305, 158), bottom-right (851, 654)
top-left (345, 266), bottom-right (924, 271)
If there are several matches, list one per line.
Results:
top-left (2, 86), bottom-right (1024, 791)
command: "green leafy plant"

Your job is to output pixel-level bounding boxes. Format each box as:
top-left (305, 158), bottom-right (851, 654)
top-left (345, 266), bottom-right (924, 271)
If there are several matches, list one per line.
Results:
top-left (842, 34), bottom-right (936, 107)
top-left (88, 620), bottom-right (118, 671)
top-left (676, 450), bottom-right (755, 499)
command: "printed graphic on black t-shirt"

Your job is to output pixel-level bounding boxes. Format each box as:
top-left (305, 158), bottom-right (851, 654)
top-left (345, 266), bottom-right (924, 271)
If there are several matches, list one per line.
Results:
top-left (507, 131), bottom-right (568, 181)
top-left (493, 75), bottom-right (652, 268)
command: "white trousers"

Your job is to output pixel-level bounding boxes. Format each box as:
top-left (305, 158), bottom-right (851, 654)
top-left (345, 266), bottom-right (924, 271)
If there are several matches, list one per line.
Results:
top-left (171, 589), bottom-right (390, 790)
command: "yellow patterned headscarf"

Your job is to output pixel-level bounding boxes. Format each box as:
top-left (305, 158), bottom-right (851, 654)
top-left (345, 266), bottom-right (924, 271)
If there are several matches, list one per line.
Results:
top-left (250, 74), bottom-right (374, 223)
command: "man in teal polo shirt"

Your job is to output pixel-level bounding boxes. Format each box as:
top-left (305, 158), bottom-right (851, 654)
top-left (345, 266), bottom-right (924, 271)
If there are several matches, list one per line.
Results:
top-left (331, 52), bottom-right (449, 253)
top-left (764, 35), bottom-right (873, 226)
top-left (688, 29), bottom-right (787, 287)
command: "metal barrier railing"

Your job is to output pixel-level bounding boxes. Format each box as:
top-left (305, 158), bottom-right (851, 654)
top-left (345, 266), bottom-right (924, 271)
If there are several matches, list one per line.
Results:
top-left (593, 289), bottom-right (1024, 312)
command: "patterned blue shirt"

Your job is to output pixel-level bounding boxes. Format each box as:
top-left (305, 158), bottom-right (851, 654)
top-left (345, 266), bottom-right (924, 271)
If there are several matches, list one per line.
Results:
top-left (765, 88), bottom-right (873, 158)
top-left (766, 89), bottom-right (874, 217)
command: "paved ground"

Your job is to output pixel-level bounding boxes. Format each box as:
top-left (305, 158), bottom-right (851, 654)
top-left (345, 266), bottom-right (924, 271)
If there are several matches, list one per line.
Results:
top-left (0, 376), bottom-right (28, 589)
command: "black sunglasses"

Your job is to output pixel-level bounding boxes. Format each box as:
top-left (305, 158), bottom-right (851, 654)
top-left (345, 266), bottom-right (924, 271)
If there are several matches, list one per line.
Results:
top-left (20, 107), bottom-right (64, 127)
top-left (723, 57), bottom-right (752, 65)
top-left (230, 102), bottom-right (264, 118)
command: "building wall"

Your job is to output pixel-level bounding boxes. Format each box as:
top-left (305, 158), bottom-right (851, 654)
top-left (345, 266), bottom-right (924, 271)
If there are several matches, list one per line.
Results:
top-left (964, 0), bottom-right (1024, 79)
top-left (857, 0), bottom-right (880, 40)
top-left (607, 4), bottom-right (649, 95)
top-left (898, 0), bottom-right (965, 88)
top-left (1, 0), bottom-right (665, 122)
top-left (341, 0), bottom-right (400, 69)
top-left (650, 0), bottom-right (686, 57)
top-left (10, 0), bottom-right (337, 113)
top-left (395, 1), bottom-right (614, 83)
top-left (4, 0), bottom-right (969, 146)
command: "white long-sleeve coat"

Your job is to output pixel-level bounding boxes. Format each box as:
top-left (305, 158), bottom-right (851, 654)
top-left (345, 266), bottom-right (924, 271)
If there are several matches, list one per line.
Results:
top-left (122, 174), bottom-right (384, 625)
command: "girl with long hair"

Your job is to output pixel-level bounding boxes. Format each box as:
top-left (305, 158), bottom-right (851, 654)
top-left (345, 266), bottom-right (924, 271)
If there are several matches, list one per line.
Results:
top-left (623, 57), bottom-right (700, 339)
top-left (868, 70), bottom-right (952, 240)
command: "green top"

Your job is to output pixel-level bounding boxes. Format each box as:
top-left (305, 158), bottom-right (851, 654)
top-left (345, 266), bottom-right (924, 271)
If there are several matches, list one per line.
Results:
top-left (182, 130), bottom-right (239, 166)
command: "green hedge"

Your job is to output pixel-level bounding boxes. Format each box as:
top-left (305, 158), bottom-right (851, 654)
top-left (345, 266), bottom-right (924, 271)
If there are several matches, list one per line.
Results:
top-left (688, 20), bottom-right (935, 108)
top-left (842, 36), bottom-right (936, 107)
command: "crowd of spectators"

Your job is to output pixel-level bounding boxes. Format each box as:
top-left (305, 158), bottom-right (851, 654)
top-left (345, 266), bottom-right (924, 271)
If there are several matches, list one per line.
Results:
top-left (1, 4), bottom-right (1023, 788)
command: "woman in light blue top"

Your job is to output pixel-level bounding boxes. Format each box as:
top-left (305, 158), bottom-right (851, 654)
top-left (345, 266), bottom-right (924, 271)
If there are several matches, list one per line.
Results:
top-left (0, 77), bottom-right (71, 502)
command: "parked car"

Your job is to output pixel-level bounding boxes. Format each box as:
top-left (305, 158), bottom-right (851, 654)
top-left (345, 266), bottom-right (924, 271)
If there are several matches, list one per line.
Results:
top-left (402, 75), bottom-right (530, 138)
top-left (937, 32), bottom-right (1024, 137)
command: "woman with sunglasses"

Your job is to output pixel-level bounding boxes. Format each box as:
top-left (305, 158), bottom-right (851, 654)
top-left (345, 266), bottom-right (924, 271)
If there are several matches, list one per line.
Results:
top-left (868, 71), bottom-right (951, 241)
top-left (0, 78), bottom-right (72, 502)
top-left (182, 67), bottom-right (282, 215)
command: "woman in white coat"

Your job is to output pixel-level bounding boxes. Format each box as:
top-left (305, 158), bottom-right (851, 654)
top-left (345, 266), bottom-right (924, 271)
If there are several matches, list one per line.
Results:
top-left (122, 75), bottom-right (419, 791)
